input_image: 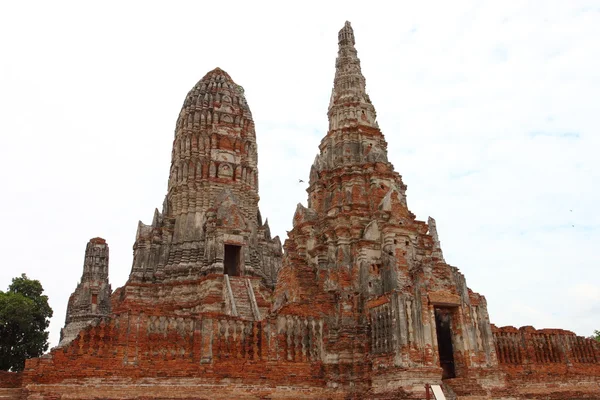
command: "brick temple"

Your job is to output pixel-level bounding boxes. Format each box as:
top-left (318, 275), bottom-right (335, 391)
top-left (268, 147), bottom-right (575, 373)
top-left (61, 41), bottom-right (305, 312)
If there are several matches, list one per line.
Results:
top-left (1, 22), bottom-right (599, 400)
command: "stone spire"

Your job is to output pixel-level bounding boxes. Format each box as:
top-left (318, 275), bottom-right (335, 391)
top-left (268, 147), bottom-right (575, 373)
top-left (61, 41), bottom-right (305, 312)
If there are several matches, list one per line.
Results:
top-left (273, 23), bottom-right (497, 387)
top-left (129, 67), bottom-right (282, 289)
top-left (328, 21), bottom-right (378, 131)
top-left (428, 216), bottom-right (446, 262)
top-left (59, 238), bottom-right (112, 347)
top-left (308, 21), bottom-right (407, 215)
top-left (278, 21), bottom-right (412, 310)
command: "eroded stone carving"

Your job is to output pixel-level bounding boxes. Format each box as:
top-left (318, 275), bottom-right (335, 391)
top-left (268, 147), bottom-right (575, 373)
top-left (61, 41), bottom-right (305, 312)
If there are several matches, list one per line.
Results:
top-left (59, 238), bottom-right (112, 347)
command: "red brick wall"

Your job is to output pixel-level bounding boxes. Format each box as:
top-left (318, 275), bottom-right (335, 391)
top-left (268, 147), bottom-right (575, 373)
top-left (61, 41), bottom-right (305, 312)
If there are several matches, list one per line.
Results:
top-left (0, 371), bottom-right (22, 388)
top-left (492, 325), bottom-right (600, 370)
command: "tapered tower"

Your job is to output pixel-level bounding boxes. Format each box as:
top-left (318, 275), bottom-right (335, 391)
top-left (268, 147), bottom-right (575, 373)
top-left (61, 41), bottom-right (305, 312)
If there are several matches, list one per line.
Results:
top-left (117, 68), bottom-right (281, 320)
top-left (276, 21), bottom-right (410, 309)
top-left (274, 21), bottom-right (497, 387)
top-left (59, 238), bottom-right (112, 346)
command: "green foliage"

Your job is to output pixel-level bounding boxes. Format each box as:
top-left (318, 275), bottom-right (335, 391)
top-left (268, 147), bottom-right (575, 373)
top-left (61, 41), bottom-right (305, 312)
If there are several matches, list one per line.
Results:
top-left (592, 330), bottom-right (600, 342)
top-left (0, 274), bottom-right (53, 371)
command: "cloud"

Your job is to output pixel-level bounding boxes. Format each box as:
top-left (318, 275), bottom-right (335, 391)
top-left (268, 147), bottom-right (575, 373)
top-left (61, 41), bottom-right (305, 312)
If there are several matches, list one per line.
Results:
top-left (528, 131), bottom-right (581, 139)
top-left (568, 284), bottom-right (600, 303)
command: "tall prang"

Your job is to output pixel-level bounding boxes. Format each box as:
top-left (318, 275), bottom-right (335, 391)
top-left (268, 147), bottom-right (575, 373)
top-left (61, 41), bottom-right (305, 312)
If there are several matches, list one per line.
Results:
top-left (59, 238), bottom-right (112, 347)
top-left (117, 68), bottom-right (282, 319)
top-left (274, 20), bottom-right (498, 386)
top-left (275, 21), bottom-right (413, 310)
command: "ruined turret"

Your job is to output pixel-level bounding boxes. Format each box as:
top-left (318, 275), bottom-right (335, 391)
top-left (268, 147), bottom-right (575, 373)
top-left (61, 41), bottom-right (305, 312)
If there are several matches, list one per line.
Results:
top-left (59, 237), bottom-right (111, 347)
top-left (116, 68), bottom-right (282, 320)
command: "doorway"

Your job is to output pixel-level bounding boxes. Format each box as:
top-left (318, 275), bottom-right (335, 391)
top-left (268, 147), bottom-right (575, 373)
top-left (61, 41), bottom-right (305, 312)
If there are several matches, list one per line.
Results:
top-left (435, 307), bottom-right (456, 379)
top-left (224, 244), bottom-right (241, 276)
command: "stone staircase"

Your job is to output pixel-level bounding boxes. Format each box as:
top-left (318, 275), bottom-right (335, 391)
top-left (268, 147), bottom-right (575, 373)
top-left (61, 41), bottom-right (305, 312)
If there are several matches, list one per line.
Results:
top-left (0, 388), bottom-right (22, 400)
top-left (443, 377), bottom-right (487, 399)
top-left (226, 276), bottom-right (258, 320)
top-left (440, 382), bottom-right (458, 400)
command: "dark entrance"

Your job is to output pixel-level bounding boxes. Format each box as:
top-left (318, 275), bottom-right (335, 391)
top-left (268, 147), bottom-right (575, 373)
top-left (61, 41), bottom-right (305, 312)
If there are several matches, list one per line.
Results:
top-left (224, 244), bottom-right (241, 276)
top-left (434, 307), bottom-right (456, 379)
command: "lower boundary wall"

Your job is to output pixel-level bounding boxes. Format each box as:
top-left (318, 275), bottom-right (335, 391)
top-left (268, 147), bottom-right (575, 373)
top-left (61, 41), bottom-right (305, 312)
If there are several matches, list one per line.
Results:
top-left (17, 373), bottom-right (600, 400)
top-left (2, 320), bottom-right (599, 399)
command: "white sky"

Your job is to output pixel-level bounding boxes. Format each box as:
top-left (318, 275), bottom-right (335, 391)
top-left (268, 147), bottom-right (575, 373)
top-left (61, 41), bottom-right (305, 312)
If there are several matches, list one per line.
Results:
top-left (1, 1), bottom-right (599, 348)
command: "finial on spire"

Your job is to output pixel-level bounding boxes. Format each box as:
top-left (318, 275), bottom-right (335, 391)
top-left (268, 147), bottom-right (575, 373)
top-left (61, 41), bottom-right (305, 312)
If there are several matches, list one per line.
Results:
top-left (338, 21), bottom-right (355, 46)
top-left (328, 21), bottom-right (377, 129)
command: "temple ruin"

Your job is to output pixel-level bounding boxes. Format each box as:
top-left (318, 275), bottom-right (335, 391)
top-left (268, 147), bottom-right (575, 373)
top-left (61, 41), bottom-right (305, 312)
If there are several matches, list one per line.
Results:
top-left (1, 21), bottom-right (598, 400)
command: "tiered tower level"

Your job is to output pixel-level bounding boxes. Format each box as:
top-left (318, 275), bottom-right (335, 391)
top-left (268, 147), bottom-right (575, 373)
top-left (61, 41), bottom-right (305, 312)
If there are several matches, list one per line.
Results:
top-left (12, 22), bottom-right (599, 400)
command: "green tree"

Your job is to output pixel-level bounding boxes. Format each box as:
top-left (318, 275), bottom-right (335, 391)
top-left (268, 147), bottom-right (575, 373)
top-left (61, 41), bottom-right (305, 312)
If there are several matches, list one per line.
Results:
top-left (0, 274), bottom-right (53, 371)
top-left (592, 330), bottom-right (600, 342)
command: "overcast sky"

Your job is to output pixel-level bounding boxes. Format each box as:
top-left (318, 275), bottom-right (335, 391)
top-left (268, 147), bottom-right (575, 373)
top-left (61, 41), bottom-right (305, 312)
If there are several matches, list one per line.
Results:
top-left (1, 1), bottom-right (599, 347)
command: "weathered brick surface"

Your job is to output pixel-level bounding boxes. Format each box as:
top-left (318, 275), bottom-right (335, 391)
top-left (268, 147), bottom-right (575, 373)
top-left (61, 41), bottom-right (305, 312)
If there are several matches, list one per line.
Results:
top-left (6, 21), bottom-right (599, 400)
top-left (0, 372), bottom-right (21, 389)
top-left (0, 388), bottom-right (22, 400)
top-left (493, 325), bottom-right (600, 367)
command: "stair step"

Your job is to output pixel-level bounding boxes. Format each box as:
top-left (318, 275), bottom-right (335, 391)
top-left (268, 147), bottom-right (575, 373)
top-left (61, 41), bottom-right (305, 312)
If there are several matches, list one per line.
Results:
top-left (443, 378), bottom-right (487, 397)
top-left (227, 277), bottom-right (255, 320)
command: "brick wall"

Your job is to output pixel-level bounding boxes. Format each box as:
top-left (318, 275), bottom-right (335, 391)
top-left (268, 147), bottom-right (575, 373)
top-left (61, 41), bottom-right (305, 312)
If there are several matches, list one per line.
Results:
top-left (0, 371), bottom-right (22, 388)
top-left (492, 325), bottom-right (599, 369)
